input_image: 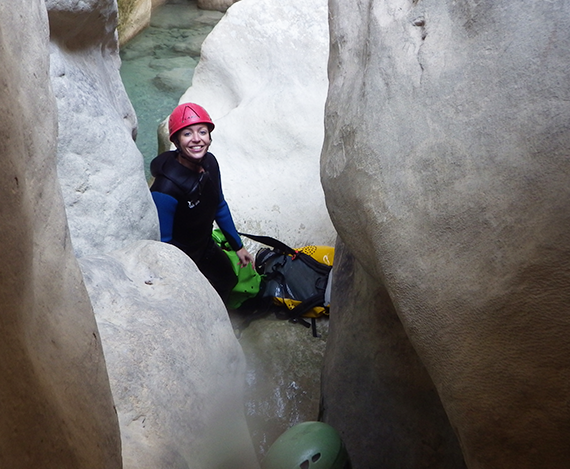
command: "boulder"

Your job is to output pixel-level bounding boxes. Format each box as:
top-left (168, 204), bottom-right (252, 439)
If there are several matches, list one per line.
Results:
top-left (152, 68), bottom-right (195, 93)
top-left (149, 2), bottom-right (224, 30)
top-left (321, 0), bottom-right (570, 467)
top-left (117, 0), bottom-right (152, 45)
top-left (0, 1), bottom-right (121, 467)
top-left (174, 0), bottom-right (335, 247)
top-left (79, 240), bottom-right (260, 469)
top-left (115, 0), bottom-right (178, 44)
top-left (48, 0), bottom-right (160, 258)
top-left (197, 0), bottom-right (240, 12)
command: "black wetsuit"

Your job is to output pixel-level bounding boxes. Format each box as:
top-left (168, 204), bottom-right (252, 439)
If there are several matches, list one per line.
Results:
top-left (150, 150), bottom-right (242, 301)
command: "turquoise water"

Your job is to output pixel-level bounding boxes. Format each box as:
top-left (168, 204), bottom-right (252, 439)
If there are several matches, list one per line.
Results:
top-left (119, 0), bottom-right (223, 180)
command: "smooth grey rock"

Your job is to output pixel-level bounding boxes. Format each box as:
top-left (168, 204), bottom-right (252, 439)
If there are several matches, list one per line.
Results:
top-left (237, 315), bottom-right (329, 459)
top-left (80, 240), bottom-right (260, 469)
top-left (0, 1), bottom-right (121, 467)
top-left (150, 2), bottom-right (223, 29)
top-left (117, 0), bottom-right (152, 45)
top-left (153, 68), bottom-right (195, 93)
top-left (197, 0), bottom-right (239, 12)
top-left (322, 0), bottom-right (570, 467)
top-left (175, 0), bottom-right (336, 248)
top-left (321, 240), bottom-right (465, 468)
top-left (48, 0), bottom-right (159, 258)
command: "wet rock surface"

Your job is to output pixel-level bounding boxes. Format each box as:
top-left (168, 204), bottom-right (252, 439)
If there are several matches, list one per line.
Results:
top-left (229, 304), bottom-right (329, 461)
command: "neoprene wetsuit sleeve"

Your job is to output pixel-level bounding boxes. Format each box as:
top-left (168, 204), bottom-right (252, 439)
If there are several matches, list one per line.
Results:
top-left (215, 197), bottom-right (243, 251)
top-left (151, 191), bottom-right (177, 243)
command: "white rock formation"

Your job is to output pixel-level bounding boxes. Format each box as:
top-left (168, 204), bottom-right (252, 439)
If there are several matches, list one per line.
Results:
top-left (48, 0), bottom-right (159, 258)
top-left (176, 0), bottom-right (335, 247)
top-left (46, 1), bottom-right (260, 467)
top-left (80, 241), bottom-right (260, 469)
top-left (0, 1), bottom-right (121, 467)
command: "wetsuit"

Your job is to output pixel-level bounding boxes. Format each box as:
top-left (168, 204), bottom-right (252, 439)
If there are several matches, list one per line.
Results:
top-left (150, 150), bottom-right (242, 301)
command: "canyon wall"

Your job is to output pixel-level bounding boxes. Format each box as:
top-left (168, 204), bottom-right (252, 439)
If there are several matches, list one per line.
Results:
top-left (0, 1), bottom-right (122, 467)
top-left (48, 0), bottom-right (159, 258)
top-left (46, 0), bottom-right (260, 467)
top-left (80, 241), bottom-right (259, 469)
top-left (0, 0), bottom-right (258, 467)
top-left (321, 1), bottom-right (570, 467)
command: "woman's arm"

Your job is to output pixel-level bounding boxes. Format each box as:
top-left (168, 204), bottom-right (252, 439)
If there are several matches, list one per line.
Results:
top-left (215, 197), bottom-right (254, 267)
top-left (151, 191), bottom-right (178, 243)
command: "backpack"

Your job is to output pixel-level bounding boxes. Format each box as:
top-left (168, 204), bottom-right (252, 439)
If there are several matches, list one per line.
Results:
top-left (240, 233), bottom-right (334, 336)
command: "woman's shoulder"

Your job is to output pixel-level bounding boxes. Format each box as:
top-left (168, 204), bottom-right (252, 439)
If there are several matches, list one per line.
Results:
top-left (150, 150), bottom-right (177, 178)
top-left (149, 151), bottom-right (187, 199)
top-left (203, 152), bottom-right (220, 172)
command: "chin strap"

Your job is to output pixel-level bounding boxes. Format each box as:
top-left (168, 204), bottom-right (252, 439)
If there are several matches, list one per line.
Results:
top-left (177, 151), bottom-right (205, 172)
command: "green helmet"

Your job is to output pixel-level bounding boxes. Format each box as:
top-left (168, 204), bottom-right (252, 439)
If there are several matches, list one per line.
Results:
top-left (262, 421), bottom-right (351, 469)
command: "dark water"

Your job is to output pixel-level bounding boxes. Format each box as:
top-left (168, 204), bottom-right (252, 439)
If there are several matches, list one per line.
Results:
top-left (119, 0), bottom-right (223, 179)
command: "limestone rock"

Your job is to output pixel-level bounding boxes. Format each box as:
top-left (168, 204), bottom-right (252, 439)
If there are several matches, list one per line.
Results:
top-left (197, 0), bottom-right (240, 12)
top-left (0, 1), bottom-right (121, 467)
top-left (48, 0), bottom-right (160, 258)
top-left (236, 315), bottom-right (329, 458)
top-left (322, 0), bottom-right (570, 467)
top-left (153, 68), bottom-right (195, 93)
top-left (150, 2), bottom-right (224, 29)
top-left (117, 0), bottom-right (152, 45)
top-left (79, 240), bottom-right (260, 469)
top-left (321, 241), bottom-right (464, 468)
top-left (176, 0), bottom-right (336, 247)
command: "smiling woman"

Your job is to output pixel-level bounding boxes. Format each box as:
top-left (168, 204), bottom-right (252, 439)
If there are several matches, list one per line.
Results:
top-left (168, 101), bottom-right (214, 166)
top-left (176, 124), bottom-right (212, 164)
top-left (149, 102), bottom-right (254, 303)
top-left (118, 1), bottom-right (224, 179)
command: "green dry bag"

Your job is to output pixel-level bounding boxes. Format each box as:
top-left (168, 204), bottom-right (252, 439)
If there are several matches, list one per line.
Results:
top-left (212, 229), bottom-right (261, 309)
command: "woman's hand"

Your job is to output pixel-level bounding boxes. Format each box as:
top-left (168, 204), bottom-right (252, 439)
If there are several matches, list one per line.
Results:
top-left (236, 247), bottom-right (255, 269)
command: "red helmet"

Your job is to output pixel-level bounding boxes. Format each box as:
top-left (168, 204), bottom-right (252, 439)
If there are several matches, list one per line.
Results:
top-left (168, 103), bottom-right (215, 141)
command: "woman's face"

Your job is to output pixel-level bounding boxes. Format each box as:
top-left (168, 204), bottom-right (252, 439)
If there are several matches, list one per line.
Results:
top-left (176, 123), bottom-right (212, 162)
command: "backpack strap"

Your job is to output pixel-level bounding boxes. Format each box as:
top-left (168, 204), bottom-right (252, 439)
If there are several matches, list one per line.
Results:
top-left (239, 232), bottom-right (297, 256)
top-left (286, 293), bottom-right (326, 320)
top-left (240, 232), bottom-right (332, 276)
top-left (285, 293), bottom-right (327, 338)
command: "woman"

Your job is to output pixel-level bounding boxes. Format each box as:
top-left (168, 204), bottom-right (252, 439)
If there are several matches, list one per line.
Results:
top-left (150, 102), bottom-right (254, 303)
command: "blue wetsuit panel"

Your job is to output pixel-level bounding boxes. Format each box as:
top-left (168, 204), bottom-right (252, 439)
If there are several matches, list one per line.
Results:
top-left (152, 191), bottom-right (177, 243)
top-left (216, 196), bottom-right (242, 250)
